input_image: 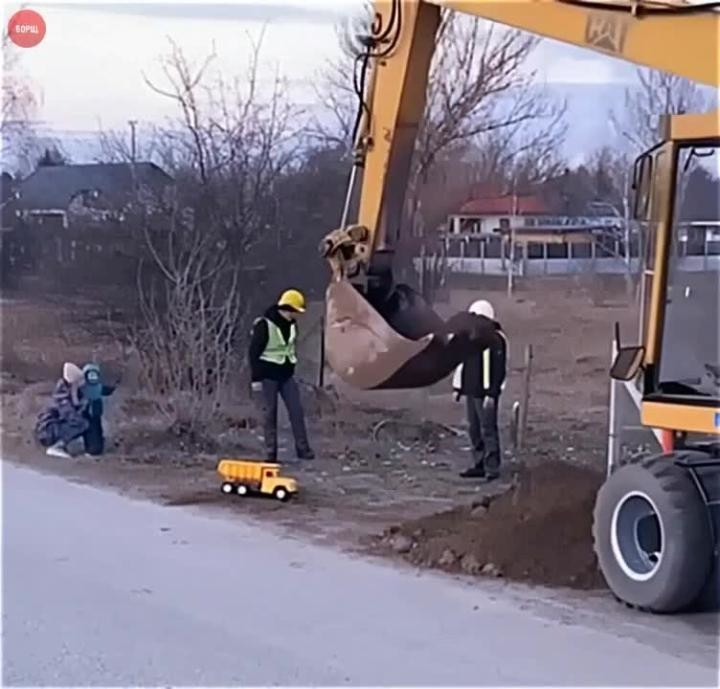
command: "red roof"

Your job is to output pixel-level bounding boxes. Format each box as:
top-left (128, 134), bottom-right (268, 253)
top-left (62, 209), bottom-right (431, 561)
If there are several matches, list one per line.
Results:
top-left (459, 193), bottom-right (551, 216)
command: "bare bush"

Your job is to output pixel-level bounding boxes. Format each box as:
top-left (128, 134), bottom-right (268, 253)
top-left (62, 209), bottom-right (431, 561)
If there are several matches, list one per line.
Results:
top-left (132, 221), bottom-right (244, 434)
top-left (314, 9), bottom-right (566, 184)
top-left (128, 35), bottom-right (302, 433)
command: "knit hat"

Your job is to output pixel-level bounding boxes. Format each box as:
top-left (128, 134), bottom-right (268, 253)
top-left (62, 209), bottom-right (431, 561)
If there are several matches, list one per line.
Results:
top-left (83, 362), bottom-right (101, 383)
top-left (63, 362), bottom-right (84, 384)
top-left (82, 363), bottom-right (103, 403)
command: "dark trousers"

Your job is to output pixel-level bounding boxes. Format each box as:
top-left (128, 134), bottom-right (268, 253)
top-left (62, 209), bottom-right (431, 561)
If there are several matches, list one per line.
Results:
top-left (466, 395), bottom-right (501, 475)
top-left (83, 415), bottom-right (105, 456)
top-left (260, 377), bottom-right (311, 460)
top-left (56, 415), bottom-right (88, 445)
top-left (36, 414), bottom-right (87, 448)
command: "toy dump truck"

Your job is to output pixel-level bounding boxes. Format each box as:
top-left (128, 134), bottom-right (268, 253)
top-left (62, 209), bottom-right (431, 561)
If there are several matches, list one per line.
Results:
top-left (217, 459), bottom-right (297, 502)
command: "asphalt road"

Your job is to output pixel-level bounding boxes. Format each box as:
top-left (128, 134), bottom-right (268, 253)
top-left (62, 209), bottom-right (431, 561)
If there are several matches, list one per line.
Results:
top-left (3, 463), bottom-right (718, 687)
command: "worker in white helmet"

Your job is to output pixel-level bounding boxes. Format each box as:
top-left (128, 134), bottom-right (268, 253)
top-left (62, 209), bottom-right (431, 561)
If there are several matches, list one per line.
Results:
top-left (452, 299), bottom-right (507, 481)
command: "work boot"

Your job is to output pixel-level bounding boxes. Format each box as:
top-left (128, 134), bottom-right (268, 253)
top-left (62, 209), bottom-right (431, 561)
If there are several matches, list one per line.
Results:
top-left (297, 449), bottom-right (315, 461)
top-left (460, 464), bottom-right (486, 479)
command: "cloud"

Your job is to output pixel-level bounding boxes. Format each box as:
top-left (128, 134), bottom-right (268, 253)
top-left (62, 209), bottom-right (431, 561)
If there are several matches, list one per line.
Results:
top-left (34, 2), bottom-right (345, 24)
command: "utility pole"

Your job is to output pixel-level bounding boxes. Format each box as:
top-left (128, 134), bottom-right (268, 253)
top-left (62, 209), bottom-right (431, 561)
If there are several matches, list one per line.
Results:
top-left (507, 177), bottom-right (518, 297)
top-left (128, 119), bottom-right (138, 163)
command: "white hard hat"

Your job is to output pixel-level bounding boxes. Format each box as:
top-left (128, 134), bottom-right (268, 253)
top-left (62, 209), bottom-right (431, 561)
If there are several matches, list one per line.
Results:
top-left (468, 299), bottom-right (495, 319)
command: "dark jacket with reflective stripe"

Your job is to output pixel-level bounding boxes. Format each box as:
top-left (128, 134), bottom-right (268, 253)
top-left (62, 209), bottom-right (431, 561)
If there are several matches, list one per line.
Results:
top-left (248, 305), bottom-right (297, 383)
top-left (453, 319), bottom-right (507, 398)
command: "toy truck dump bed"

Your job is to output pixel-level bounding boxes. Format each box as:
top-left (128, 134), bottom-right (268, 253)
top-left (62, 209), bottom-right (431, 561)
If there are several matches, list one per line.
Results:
top-left (217, 459), bottom-right (298, 502)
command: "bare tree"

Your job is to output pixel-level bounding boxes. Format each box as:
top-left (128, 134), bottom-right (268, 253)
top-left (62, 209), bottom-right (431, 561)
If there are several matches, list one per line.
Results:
top-left (132, 208), bottom-right (245, 434)
top-left (2, 32), bottom-right (41, 175)
top-left (312, 9), bottom-right (566, 302)
top-left (409, 13), bottom-right (566, 300)
top-left (129, 35), bottom-right (302, 434)
top-left (612, 68), bottom-right (714, 151)
top-left (308, 13), bottom-right (367, 150)
top-left (412, 14), bottom-right (566, 195)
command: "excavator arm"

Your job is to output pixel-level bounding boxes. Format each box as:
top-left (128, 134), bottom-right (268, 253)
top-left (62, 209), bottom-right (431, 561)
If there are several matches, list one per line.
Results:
top-left (322, 0), bottom-right (720, 390)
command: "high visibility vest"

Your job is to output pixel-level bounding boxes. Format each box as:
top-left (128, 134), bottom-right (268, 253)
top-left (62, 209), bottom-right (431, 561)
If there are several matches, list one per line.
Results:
top-left (452, 349), bottom-right (491, 390)
top-left (258, 318), bottom-right (297, 365)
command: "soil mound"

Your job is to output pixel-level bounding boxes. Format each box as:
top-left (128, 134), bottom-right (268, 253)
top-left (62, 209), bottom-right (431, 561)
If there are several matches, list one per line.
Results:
top-left (371, 461), bottom-right (607, 590)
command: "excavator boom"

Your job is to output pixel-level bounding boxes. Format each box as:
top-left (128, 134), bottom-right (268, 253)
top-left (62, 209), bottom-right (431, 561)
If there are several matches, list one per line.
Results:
top-left (435, 0), bottom-right (719, 87)
top-left (322, 0), bottom-right (720, 390)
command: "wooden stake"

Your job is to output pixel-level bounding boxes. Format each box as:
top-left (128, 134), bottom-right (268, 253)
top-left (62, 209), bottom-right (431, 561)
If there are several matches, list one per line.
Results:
top-left (519, 344), bottom-right (533, 449)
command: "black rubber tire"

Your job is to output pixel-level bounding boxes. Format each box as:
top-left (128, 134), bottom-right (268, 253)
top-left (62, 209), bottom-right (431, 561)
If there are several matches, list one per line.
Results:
top-left (593, 455), bottom-right (713, 613)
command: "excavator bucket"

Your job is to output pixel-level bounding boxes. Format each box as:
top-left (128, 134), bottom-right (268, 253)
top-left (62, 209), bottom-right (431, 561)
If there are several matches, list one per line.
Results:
top-left (324, 280), bottom-right (494, 390)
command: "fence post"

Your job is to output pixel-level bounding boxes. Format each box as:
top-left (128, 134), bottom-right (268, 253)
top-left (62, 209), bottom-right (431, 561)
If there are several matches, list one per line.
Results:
top-left (518, 344), bottom-right (533, 449)
top-left (510, 400), bottom-right (521, 453)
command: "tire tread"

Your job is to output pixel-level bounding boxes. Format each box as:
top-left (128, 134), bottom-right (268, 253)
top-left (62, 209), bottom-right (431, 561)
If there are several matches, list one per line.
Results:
top-left (593, 455), bottom-right (712, 613)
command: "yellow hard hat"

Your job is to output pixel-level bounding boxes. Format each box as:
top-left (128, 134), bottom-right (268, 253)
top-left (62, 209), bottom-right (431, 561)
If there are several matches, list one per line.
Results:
top-left (278, 288), bottom-right (306, 313)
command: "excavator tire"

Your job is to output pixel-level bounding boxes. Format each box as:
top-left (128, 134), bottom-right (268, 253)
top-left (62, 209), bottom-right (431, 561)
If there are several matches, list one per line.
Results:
top-left (593, 455), bottom-right (713, 613)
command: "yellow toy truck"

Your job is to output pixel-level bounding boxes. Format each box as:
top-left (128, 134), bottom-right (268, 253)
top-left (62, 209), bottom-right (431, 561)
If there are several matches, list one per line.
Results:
top-left (217, 459), bottom-right (298, 502)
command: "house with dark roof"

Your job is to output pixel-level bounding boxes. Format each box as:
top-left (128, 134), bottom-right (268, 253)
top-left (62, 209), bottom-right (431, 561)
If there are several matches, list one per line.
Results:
top-left (15, 161), bottom-right (174, 228)
top-left (1, 172), bottom-right (20, 231)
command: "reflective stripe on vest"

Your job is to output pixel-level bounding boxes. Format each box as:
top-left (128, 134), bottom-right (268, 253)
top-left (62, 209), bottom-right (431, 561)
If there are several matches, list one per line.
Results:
top-left (259, 318), bottom-right (297, 365)
top-left (482, 348), bottom-right (491, 390)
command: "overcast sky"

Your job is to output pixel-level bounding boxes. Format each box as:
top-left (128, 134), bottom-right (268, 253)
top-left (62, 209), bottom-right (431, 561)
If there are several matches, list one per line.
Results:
top-left (6, 0), bottom-right (638, 132)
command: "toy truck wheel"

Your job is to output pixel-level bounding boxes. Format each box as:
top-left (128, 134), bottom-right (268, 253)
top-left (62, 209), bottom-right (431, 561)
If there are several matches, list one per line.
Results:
top-left (273, 487), bottom-right (290, 502)
top-left (221, 481), bottom-right (234, 495)
top-left (593, 455), bottom-right (713, 613)
top-left (236, 484), bottom-right (249, 496)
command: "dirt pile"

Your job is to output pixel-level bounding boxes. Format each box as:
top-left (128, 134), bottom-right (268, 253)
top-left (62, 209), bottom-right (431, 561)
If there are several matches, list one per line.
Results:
top-left (371, 461), bottom-right (608, 590)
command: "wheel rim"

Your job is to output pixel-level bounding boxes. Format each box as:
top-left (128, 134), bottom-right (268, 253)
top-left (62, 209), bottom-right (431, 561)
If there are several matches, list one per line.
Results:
top-left (610, 490), bottom-right (664, 582)
top-left (222, 483), bottom-right (233, 494)
top-left (276, 489), bottom-right (286, 500)
top-left (237, 485), bottom-right (247, 495)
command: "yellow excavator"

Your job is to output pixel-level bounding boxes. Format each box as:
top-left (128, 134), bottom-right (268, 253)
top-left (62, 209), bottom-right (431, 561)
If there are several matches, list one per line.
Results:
top-left (320, 0), bottom-right (719, 612)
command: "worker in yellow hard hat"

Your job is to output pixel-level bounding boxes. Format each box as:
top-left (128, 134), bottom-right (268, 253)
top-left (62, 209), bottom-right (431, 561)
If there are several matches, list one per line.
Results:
top-left (248, 288), bottom-right (315, 462)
